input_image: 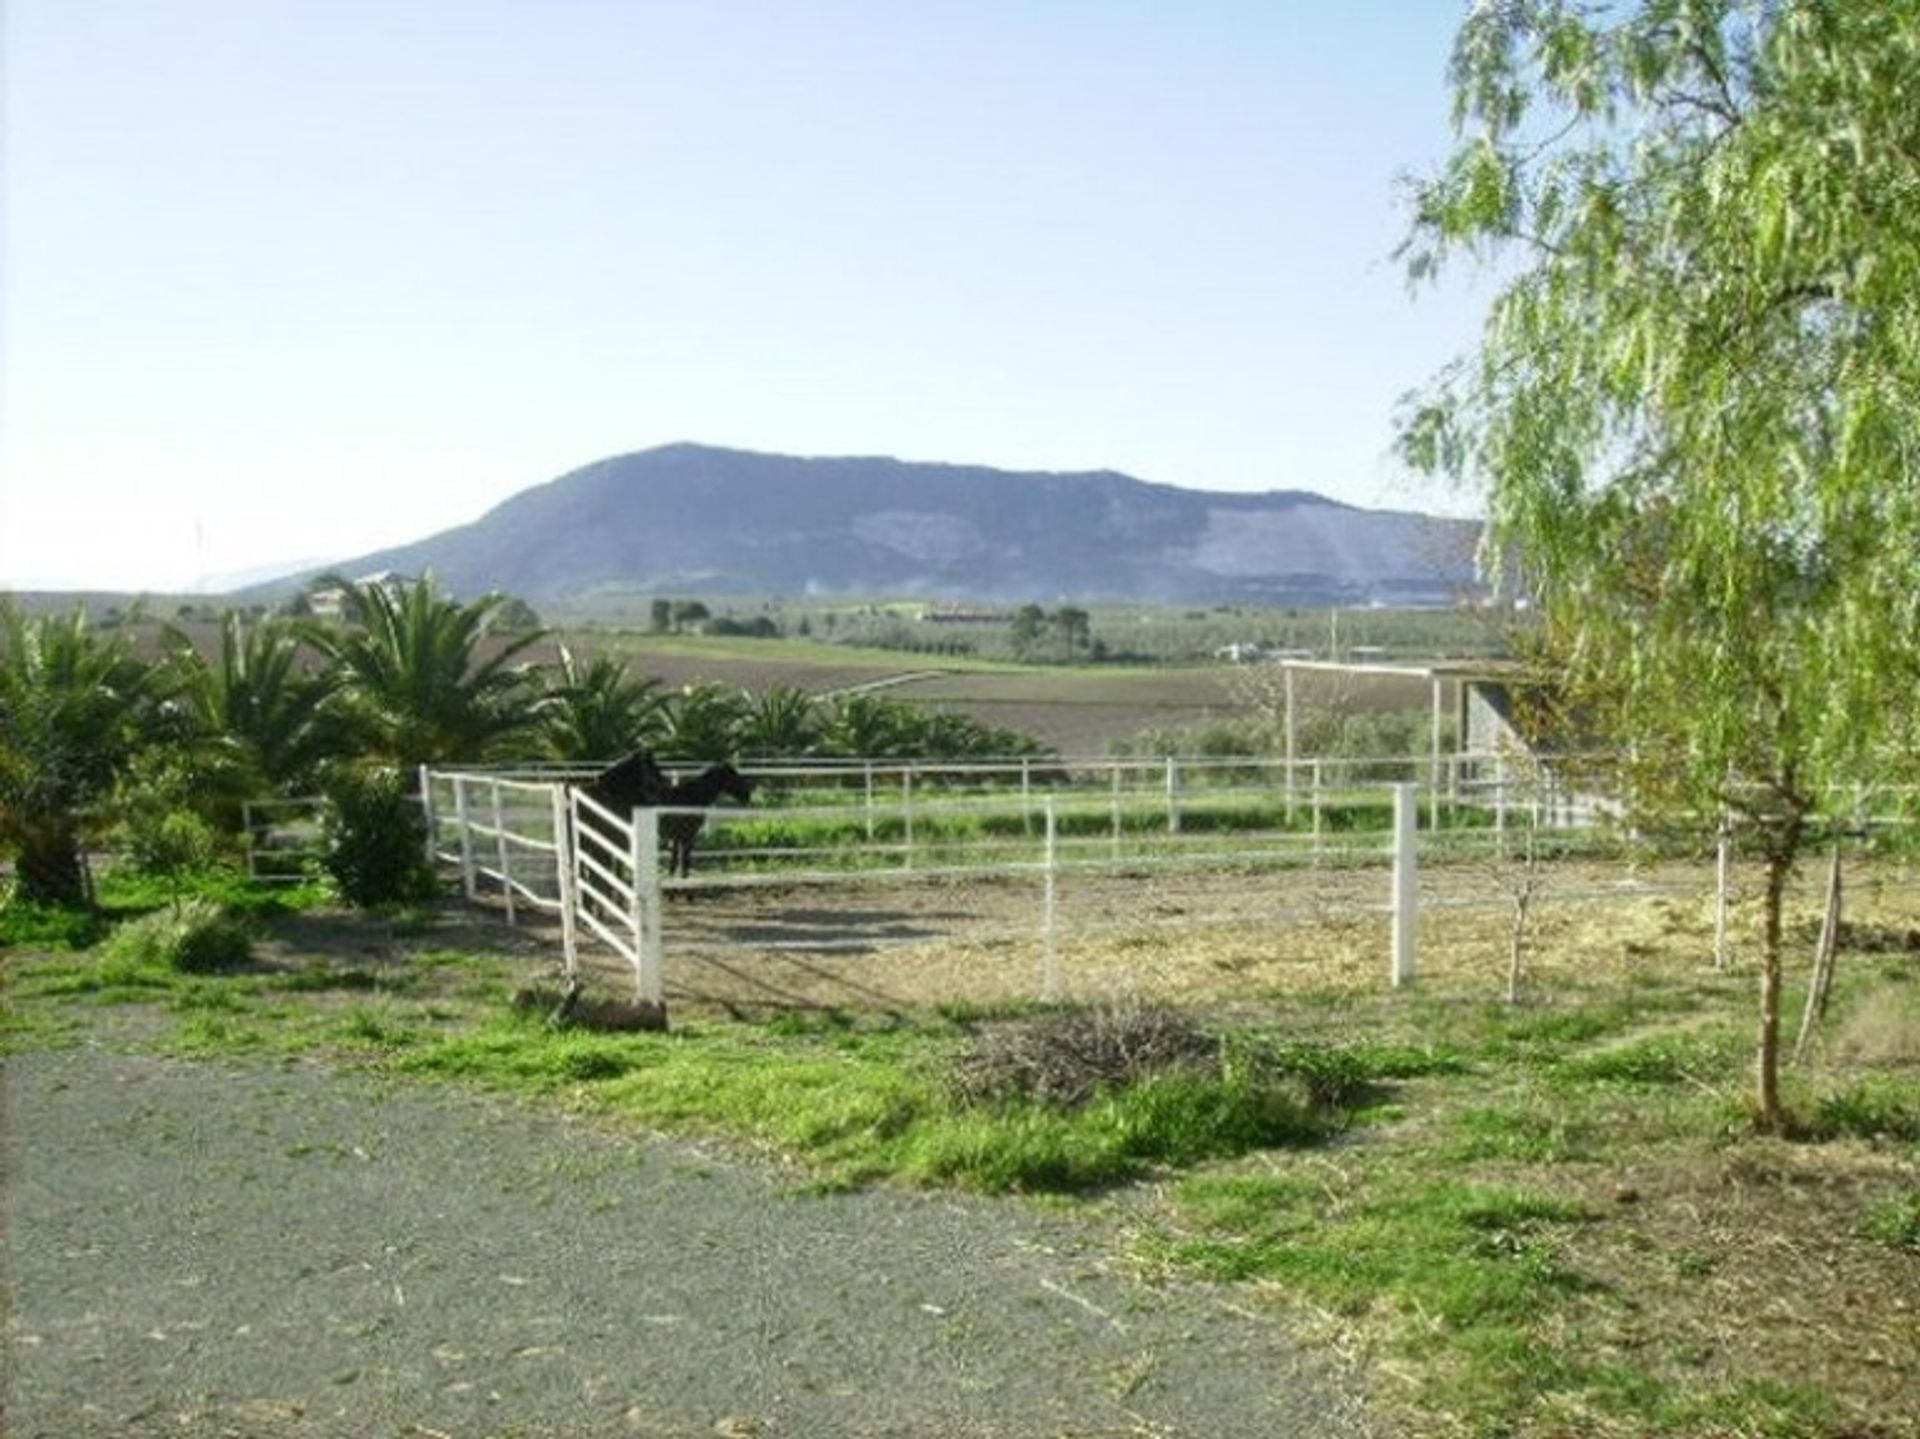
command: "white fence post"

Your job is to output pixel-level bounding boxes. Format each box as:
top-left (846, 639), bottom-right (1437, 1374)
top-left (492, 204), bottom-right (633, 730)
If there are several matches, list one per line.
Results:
top-left (863, 762), bottom-right (877, 841)
top-left (492, 780), bottom-right (515, 925)
top-left (418, 764), bottom-right (438, 867)
top-left (634, 807), bottom-right (663, 1006)
top-left (1391, 782), bottom-right (1418, 989)
top-left (1166, 757), bottom-right (1181, 835)
top-left (902, 769), bottom-right (915, 871)
top-left (1310, 760), bottom-right (1324, 865)
top-left (552, 785), bottom-right (580, 988)
top-left (453, 777), bottom-right (477, 900)
top-left (1110, 764), bottom-right (1123, 859)
top-left (1042, 798), bottom-right (1059, 1002)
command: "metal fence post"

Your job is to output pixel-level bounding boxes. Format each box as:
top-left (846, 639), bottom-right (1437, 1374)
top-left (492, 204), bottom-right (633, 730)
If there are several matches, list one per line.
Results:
top-left (1042, 798), bottom-right (1059, 1002)
top-left (634, 806), bottom-right (663, 1006)
top-left (551, 785), bottom-right (579, 987)
top-left (492, 780), bottom-right (515, 925)
top-left (1311, 759), bottom-right (1323, 866)
top-left (902, 769), bottom-right (915, 871)
top-left (1391, 782), bottom-right (1417, 989)
top-left (417, 764), bottom-right (438, 868)
top-left (453, 777), bottom-right (477, 900)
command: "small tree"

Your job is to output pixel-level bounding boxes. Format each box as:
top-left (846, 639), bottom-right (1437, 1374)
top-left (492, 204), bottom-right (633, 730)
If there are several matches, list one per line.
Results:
top-left (1401, 1), bottom-right (1920, 1127)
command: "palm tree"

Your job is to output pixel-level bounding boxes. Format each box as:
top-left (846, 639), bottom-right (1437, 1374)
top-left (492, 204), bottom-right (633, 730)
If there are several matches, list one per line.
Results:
top-left (0, 607), bottom-right (162, 904)
top-left (739, 685), bottom-right (823, 758)
top-left (537, 647), bottom-right (671, 762)
top-left (161, 612), bottom-right (344, 811)
top-left (658, 682), bottom-right (749, 761)
top-left (823, 693), bottom-right (925, 758)
top-left (306, 575), bottom-right (546, 768)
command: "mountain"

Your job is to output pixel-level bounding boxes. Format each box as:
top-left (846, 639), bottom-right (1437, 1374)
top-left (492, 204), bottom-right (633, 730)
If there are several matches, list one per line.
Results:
top-left (262, 444), bottom-right (1479, 607)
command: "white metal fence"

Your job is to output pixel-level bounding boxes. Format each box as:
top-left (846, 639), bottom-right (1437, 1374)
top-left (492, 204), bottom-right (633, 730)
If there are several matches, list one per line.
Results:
top-left (418, 755), bottom-right (1667, 1008)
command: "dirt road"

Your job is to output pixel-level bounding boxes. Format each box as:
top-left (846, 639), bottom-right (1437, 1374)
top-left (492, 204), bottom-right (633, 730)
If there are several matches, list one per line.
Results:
top-left (4, 1042), bottom-right (1375, 1439)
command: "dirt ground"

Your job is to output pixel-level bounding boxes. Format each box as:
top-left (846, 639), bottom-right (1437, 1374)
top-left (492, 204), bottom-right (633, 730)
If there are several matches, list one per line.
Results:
top-left (540, 854), bottom-right (1881, 1019)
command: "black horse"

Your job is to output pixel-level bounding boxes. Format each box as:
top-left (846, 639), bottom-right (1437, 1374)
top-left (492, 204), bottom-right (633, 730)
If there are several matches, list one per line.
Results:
top-left (575, 749), bottom-right (670, 873)
top-left (574, 750), bottom-right (754, 879)
top-left (659, 761), bottom-right (756, 877)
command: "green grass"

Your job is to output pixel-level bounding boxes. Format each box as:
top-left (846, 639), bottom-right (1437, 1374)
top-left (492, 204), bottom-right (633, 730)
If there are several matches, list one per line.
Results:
top-left (7, 898), bottom-right (1918, 1438)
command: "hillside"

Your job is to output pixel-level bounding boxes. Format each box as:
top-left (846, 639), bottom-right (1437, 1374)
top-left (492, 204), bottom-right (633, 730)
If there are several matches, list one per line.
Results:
top-left (264, 443), bottom-right (1477, 606)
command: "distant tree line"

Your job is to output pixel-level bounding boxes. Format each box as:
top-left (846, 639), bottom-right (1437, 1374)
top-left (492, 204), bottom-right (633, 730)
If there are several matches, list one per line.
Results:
top-left (0, 575), bottom-right (1050, 908)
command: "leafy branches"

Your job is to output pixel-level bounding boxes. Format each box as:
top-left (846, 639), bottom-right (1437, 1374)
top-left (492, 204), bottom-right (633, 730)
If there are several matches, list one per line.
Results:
top-left (1401, 0), bottom-right (1920, 1126)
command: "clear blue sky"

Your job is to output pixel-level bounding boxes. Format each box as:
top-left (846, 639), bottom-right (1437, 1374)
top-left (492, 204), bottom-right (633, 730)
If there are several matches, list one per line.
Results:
top-left (2, 0), bottom-right (1490, 592)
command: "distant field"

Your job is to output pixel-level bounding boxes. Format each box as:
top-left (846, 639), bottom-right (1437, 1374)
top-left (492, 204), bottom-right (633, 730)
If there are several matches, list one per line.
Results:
top-left (552, 630), bottom-right (1434, 754)
top-left (8, 590), bottom-right (1473, 756)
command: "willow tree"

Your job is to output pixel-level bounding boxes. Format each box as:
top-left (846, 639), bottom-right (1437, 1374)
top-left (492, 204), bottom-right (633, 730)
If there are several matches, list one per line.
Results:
top-left (1401, 1), bottom-right (1920, 1128)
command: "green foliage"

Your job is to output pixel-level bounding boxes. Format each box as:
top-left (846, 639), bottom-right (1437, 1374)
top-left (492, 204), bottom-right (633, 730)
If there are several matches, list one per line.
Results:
top-left (305, 574), bottom-right (545, 767)
top-left (318, 765), bottom-right (438, 908)
top-left (537, 646), bottom-right (669, 761)
top-left (98, 897), bottom-right (252, 975)
top-left (0, 606), bottom-right (164, 905)
top-left (1811, 1079), bottom-right (1920, 1143)
top-left (0, 894), bottom-right (106, 951)
top-left (1402, 0), bottom-right (1920, 1125)
top-left (159, 610), bottom-right (344, 800)
top-left (1862, 1190), bottom-right (1920, 1252)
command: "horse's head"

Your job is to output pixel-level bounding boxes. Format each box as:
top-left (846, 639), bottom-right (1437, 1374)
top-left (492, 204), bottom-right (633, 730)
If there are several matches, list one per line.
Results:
top-left (713, 761), bottom-right (756, 804)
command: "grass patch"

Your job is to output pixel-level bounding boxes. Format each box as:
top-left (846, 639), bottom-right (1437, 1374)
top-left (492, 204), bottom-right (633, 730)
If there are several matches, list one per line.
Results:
top-left (1861, 1189), bottom-right (1920, 1251)
top-left (98, 899), bottom-right (252, 975)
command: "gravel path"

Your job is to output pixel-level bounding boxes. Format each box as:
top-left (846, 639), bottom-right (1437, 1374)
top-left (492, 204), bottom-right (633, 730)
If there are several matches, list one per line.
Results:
top-left (4, 1044), bottom-right (1375, 1439)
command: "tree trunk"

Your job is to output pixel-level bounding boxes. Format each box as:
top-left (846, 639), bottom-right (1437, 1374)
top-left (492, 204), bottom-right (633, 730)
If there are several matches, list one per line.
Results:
top-left (13, 819), bottom-right (90, 908)
top-left (1756, 851), bottom-right (1789, 1131)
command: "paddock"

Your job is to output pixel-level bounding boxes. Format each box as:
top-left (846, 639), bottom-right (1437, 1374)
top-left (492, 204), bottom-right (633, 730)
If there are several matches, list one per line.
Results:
top-left (409, 757), bottom-right (1916, 1019)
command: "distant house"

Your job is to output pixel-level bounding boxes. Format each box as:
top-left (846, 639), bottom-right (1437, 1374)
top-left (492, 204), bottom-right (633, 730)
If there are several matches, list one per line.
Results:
top-left (306, 570), bottom-right (416, 621)
top-left (918, 605), bottom-right (1015, 624)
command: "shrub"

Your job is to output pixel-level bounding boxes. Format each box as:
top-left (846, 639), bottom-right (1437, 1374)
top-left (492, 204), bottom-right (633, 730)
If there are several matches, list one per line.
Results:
top-left (319, 766), bottom-right (438, 908)
top-left (947, 998), bottom-right (1219, 1109)
top-left (99, 897), bottom-right (252, 974)
top-left (0, 892), bottom-right (105, 951)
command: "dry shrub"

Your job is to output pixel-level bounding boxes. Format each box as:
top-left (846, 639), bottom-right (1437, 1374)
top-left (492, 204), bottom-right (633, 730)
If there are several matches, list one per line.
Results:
top-left (947, 997), bottom-right (1219, 1109)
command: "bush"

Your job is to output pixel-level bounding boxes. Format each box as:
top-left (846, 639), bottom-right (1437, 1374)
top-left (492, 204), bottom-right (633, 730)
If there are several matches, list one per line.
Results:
top-left (99, 898), bottom-right (252, 974)
top-left (0, 892), bottom-right (105, 951)
top-left (319, 766), bottom-right (438, 908)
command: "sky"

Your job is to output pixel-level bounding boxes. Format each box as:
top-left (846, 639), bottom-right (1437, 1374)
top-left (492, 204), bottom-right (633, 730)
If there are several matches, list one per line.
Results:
top-left (1, 1), bottom-right (1493, 593)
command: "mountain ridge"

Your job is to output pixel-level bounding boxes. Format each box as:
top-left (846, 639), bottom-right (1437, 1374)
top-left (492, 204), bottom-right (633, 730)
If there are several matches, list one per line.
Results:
top-left (255, 443), bottom-right (1477, 607)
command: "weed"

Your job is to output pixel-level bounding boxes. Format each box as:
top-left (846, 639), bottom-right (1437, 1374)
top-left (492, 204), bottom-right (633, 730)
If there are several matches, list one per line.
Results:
top-left (1811, 1079), bottom-right (1920, 1142)
top-left (1861, 1189), bottom-right (1920, 1252)
top-left (0, 897), bottom-right (105, 951)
